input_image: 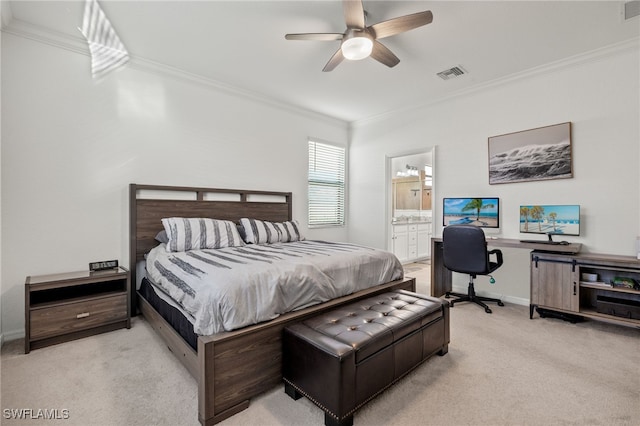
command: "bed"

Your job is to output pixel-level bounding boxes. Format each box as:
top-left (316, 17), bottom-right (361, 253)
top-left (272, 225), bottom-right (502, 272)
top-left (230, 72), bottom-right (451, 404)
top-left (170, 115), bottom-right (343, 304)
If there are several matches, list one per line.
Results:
top-left (129, 184), bottom-right (416, 425)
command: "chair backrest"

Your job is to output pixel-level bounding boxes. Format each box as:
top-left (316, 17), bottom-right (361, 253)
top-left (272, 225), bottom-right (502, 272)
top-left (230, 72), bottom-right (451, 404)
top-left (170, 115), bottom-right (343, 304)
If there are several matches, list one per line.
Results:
top-left (442, 225), bottom-right (490, 275)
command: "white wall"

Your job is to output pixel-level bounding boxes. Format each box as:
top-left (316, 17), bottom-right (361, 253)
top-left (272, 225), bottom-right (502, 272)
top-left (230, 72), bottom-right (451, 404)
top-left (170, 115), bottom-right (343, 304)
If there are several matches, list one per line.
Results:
top-left (0, 9), bottom-right (4, 345)
top-left (349, 41), bottom-right (640, 303)
top-left (2, 28), bottom-right (638, 339)
top-left (0, 33), bottom-right (348, 339)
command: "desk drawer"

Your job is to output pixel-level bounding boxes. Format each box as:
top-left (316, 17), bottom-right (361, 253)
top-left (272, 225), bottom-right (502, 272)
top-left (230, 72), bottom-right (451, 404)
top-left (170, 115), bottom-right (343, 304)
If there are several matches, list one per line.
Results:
top-left (30, 294), bottom-right (127, 340)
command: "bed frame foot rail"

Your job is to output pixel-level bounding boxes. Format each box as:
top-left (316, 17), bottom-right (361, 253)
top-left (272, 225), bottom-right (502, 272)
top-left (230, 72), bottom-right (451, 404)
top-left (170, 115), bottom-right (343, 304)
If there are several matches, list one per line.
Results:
top-left (198, 401), bottom-right (250, 426)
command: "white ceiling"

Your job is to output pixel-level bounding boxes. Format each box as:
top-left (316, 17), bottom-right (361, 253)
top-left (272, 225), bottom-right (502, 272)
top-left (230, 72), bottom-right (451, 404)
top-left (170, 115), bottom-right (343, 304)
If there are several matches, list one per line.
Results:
top-left (4, 1), bottom-right (639, 123)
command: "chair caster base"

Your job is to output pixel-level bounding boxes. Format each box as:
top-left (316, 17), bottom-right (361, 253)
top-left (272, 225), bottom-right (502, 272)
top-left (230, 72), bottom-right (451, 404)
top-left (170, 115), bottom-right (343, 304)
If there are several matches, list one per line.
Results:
top-left (446, 288), bottom-right (502, 314)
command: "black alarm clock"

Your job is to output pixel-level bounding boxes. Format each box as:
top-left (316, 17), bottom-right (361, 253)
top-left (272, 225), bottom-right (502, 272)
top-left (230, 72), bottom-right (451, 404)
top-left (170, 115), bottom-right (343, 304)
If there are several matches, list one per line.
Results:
top-left (89, 259), bottom-right (119, 272)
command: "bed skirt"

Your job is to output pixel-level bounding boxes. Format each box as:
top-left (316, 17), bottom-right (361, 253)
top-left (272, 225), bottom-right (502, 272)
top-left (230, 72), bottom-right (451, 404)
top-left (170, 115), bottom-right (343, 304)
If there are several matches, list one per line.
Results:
top-left (139, 277), bottom-right (198, 349)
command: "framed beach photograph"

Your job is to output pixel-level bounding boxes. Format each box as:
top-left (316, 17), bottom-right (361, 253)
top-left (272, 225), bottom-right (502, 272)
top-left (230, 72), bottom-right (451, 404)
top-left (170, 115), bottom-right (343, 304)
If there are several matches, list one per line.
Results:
top-left (488, 122), bottom-right (572, 185)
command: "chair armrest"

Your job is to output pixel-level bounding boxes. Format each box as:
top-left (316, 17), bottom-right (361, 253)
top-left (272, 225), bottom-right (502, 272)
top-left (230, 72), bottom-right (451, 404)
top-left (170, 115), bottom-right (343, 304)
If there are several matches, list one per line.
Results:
top-left (488, 249), bottom-right (504, 268)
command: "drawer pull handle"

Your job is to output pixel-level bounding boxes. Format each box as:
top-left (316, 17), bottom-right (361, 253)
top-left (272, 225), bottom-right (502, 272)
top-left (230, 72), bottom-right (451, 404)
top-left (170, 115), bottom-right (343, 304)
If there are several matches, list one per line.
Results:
top-left (76, 312), bottom-right (90, 319)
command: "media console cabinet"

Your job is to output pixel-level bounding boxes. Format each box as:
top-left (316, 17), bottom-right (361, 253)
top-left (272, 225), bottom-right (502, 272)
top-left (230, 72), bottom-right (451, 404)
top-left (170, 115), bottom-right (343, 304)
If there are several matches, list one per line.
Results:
top-left (530, 252), bottom-right (640, 329)
top-left (25, 267), bottom-right (131, 353)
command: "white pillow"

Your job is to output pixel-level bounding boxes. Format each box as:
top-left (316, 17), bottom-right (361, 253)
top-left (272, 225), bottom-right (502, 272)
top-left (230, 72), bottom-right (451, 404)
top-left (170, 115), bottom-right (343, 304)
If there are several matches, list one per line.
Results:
top-left (240, 218), bottom-right (304, 244)
top-left (161, 218), bottom-right (245, 252)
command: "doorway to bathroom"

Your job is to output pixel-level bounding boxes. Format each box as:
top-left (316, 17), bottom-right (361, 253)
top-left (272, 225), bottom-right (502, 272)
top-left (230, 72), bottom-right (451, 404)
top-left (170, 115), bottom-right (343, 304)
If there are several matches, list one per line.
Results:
top-left (386, 149), bottom-right (435, 263)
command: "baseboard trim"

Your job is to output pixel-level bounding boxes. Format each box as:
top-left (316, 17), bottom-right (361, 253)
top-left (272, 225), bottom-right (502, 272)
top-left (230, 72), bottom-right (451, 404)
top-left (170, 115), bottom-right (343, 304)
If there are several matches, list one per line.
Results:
top-left (1, 329), bottom-right (25, 346)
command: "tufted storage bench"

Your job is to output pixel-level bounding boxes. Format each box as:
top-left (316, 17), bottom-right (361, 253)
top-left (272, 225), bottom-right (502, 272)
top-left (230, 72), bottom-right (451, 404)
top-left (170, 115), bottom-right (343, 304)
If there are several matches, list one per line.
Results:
top-left (282, 290), bottom-right (450, 426)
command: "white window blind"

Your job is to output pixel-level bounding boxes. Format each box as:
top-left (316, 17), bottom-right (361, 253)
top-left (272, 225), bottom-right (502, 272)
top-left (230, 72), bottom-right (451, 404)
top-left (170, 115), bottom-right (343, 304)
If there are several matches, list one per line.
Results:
top-left (308, 140), bottom-right (345, 227)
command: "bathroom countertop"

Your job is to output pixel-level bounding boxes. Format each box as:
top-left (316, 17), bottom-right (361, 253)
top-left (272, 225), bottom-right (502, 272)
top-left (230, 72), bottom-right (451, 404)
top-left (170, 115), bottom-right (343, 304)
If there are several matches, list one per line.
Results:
top-left (392, 219), bottom-right (432, 225)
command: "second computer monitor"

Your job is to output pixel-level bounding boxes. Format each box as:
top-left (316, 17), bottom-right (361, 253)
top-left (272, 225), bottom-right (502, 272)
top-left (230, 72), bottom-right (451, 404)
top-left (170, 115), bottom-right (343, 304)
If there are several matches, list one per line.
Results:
top-left (519, 204), bottom-right (580, 237)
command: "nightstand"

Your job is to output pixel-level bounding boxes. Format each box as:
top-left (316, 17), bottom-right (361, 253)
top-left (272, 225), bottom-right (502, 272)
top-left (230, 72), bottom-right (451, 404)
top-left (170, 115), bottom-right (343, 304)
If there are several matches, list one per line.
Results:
top-left (25, 267), bottom-right (130, 353)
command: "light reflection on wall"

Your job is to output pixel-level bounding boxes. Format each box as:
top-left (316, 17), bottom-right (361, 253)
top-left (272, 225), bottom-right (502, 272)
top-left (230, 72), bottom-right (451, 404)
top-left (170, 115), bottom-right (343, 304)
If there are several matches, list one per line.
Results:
top-left (117, 76), bottom-right (166, 119)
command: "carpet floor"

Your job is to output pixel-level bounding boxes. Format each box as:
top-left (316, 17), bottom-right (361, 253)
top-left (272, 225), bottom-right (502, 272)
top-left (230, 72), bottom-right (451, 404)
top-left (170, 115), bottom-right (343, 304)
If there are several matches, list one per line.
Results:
top-left (2, 263), bottom-right (638, 425)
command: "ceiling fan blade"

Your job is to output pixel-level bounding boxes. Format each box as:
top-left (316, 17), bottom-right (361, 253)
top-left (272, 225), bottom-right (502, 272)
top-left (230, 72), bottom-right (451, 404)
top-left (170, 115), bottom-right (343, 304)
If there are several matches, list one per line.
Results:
top-left (343, 0), bottom-right (365, 29)
top-left (370, 11), bottom-right (433, 39)
top-left (285, 33), bottom-right (344, 41)
top-left (370, 41), bottom-right (400, 68)
top-left (322, 49), bottom-right (345, 72)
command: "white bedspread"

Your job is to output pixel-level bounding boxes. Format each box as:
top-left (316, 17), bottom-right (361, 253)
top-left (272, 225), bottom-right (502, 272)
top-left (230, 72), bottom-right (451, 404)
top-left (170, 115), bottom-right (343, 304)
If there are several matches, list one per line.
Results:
top-left (146, 240), bottom-right (403, 335)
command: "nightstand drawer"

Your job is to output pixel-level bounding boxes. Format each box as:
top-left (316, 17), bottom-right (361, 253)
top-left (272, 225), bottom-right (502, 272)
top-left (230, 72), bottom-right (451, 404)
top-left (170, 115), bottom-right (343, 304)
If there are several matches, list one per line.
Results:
top-left (30, 294), bottom-right (127, 340)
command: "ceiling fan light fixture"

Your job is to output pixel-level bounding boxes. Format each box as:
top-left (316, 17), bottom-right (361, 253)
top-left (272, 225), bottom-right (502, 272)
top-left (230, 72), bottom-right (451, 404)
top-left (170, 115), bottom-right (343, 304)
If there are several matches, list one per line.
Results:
top-left (341, 35), bottom-right (373, 60)
top-left (285, 1), bottom-right (433, 71)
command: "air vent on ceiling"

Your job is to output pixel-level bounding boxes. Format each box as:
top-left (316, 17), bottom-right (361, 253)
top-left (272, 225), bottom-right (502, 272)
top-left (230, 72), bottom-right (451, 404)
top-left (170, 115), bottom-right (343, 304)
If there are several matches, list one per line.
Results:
top-left (625, 1), bottom-right (640, 20)
top-left (437, 66), bottom-right (467, 80)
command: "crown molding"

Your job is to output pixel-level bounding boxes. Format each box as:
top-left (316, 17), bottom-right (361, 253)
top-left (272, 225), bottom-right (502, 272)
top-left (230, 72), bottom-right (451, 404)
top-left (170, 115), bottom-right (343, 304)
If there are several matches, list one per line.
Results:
top-left (2, 18), bottom-right (348, 129)
top-left (5, 17), bottom-right (637, 130)
top-left (1, 1), bottom-right (14, 29)
top-left (352, 37), bottom-right (640, 129)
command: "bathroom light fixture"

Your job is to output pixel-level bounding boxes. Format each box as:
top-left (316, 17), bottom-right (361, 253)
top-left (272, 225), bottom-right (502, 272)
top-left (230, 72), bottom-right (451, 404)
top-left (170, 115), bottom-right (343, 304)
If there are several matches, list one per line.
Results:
top-left (396, 164), bottom-right (420, 177)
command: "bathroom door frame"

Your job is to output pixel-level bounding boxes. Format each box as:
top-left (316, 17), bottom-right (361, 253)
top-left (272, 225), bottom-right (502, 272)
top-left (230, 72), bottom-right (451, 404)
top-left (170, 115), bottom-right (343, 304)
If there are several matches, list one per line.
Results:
top-left (385, 146), bottom-right (436, 256)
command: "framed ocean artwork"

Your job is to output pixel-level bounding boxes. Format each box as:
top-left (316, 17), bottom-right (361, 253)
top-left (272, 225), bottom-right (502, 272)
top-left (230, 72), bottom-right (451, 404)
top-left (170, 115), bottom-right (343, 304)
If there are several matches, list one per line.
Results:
top-left (488, 122), bottom-right (572, 185)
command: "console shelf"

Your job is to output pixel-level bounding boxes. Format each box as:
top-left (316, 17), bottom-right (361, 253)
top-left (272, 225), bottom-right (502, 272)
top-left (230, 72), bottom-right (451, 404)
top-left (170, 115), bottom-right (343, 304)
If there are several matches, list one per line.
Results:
top-left (580, 282), bottom-right (639, 295)
top-left (530, 252), bottom-right (640, 329)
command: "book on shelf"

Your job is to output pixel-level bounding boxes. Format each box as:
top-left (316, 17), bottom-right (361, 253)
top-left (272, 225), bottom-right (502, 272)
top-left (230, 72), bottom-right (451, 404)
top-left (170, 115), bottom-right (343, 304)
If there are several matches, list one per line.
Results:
top-left (580, 281), bottom-right (612, 288)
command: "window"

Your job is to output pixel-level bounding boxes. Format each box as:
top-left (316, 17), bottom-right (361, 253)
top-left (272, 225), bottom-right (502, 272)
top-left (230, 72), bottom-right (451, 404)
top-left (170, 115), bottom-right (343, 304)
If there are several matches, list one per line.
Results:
top-left (308, 140), bottom-right (345, 227)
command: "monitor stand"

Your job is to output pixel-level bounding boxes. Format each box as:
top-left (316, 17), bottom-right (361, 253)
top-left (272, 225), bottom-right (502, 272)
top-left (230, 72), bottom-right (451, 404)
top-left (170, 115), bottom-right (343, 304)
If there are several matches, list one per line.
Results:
top-left (519, 233), bottom-right (569, 245)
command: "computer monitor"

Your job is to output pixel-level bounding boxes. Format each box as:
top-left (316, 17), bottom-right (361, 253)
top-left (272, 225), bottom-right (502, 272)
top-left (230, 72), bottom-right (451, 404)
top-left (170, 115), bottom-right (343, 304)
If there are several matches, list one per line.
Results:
top-left (519, 205), bottom-right (580, 240)
top-left (443, 197), bottom-right (500, 228)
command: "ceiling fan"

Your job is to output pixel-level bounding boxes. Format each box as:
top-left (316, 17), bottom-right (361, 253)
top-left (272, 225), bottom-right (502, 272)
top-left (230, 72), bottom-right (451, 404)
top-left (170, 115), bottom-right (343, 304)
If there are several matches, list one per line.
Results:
top-left (285, 0), bottom-right (433, 72)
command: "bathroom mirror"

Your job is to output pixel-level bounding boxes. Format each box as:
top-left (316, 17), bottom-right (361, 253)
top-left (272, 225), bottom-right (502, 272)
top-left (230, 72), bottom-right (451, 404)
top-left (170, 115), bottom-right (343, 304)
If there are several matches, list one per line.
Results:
top-left (391, 153), bottom-right (432, 221)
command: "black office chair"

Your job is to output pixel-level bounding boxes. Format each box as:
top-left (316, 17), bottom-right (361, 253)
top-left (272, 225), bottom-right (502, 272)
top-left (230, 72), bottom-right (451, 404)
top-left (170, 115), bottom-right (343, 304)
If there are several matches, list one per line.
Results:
top-left (442, 225), bottom-right (505, 313)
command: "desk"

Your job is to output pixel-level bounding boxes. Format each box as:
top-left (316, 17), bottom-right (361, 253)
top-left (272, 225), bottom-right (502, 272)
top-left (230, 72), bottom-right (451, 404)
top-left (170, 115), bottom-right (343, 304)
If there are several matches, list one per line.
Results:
top-left (430, 237), bottom-right (582, 297)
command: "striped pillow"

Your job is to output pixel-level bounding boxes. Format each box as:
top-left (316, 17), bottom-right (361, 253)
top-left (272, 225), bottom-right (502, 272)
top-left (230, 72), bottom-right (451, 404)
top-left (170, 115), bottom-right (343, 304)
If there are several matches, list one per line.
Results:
top-left (161, 218), bottom-right (245, 252)
top-left (240, 218), bottom-right (304, 244)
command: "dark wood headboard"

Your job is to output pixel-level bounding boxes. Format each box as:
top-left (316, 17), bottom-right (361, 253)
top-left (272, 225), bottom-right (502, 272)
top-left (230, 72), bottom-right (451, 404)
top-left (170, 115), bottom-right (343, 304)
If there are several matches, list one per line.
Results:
top-left (129, 183), bottom-right (293, 312)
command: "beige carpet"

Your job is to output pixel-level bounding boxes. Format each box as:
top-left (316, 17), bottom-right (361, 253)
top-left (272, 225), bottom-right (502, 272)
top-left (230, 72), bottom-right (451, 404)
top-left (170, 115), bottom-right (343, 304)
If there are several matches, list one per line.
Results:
top-left (2, 264), bottom-right (639, 426)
